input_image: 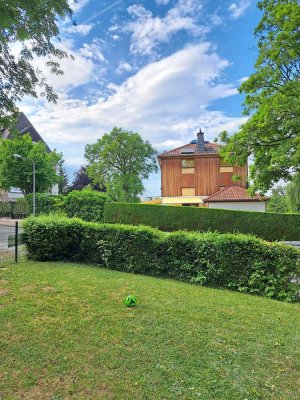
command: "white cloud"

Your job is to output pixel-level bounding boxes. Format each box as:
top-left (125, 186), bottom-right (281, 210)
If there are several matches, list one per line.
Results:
top-left (228, 1), bottom-right (251, 19)
top-left (68, 0), bottom-right (90, 13)
top-left (124, 1), bottom-right (206, 56)
top-left (116, 62), bottom-right (133, 74)
top-left (63, 23), bottom-right (93, 35)
top-left (10, 40), bottom-right (96, 91)
top-left (23, 43), bottom-right (244, 150)
top-left (79, 39), bottom-right (106, 62)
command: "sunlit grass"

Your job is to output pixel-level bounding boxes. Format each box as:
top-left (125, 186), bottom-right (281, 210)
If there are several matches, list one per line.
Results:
top-left (0, 260), bottom-right (299, 399)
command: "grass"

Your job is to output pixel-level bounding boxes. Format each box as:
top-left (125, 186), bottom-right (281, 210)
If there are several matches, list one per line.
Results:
top-left (0, 260), bottom-right (299, 400)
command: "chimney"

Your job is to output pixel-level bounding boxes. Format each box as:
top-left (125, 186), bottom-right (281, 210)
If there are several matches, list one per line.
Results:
top-left (197, 128), bottom-right (205, 152)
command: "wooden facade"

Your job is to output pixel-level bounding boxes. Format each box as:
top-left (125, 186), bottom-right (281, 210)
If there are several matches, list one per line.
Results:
top-left (160, 154), bottom-right (247, 198)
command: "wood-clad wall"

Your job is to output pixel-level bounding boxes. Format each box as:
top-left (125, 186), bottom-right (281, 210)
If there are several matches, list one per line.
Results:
top-left (160, 156), bottom-right (248, 197)
top-left (161, 159), bottom-right (182, 196)
top-left (194, 157), bottom-right (220, 196)
top-left (233, 165), bottom-right (248, 188)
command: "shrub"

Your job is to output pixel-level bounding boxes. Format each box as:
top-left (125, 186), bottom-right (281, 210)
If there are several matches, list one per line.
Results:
top-left (13, 198), bottom-right (29, 218)
top-left (104, 202), bottom-right (300, 241)
top-left (0, 200), bottom-right (28, 219)
top-left (0, 202), bottom-right (12, 218)
top-left (26, 193), bottom-right (62, 215)
top-left (64, 190), bottom-right (111, 222)
top-left (24, 216), bottom-right (300, 302)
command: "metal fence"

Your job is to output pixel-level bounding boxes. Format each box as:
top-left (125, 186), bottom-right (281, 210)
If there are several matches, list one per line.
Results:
top-left (0, 222), bottom-right (25, 263)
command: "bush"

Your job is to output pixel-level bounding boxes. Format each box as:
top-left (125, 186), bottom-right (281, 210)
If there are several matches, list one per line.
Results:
top-left (26, 193), bottom-right (63, 215)
top-left (104, 203), bottom-right (300, 241)
top-left (24, 216), bottom-right (300, 302)
top-left (0, 202), bottom-right (12, 218)
top-left (64, 190), bottom-right (111, 222)
top-left (13, 198), bottom-right (29, 218)
top-left (0, 200), bottom-right (28, 218)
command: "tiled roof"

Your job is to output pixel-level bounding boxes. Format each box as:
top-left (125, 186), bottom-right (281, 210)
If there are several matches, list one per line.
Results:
top-left (204, 186), bottom-right (265, 202)
top-left (1, 112), bottom-right (51, 153)
top-left (158, 142), bottom-right (220, 157)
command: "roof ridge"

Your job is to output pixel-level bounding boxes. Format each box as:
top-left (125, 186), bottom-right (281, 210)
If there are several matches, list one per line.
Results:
top-left (158, 141), bottom-right (219, 157)
top-left (204, 185), bottom-right (233, 201)
top-left (204, 186), bottom-right (265, 202)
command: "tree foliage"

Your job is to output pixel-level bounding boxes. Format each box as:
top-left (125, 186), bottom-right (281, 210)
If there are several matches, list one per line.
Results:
top-left (0, 133), bottom-right (60, 194)
top-left (70, 165), bottom-right (106, 192)
top-left (57, 155), bottom-right (69, 194)
top-left (219, 0), bottom-right (300, 192)
top-left (286, 173), bottom-right (300, 212)
top-left (266, 186), bottom-right (288, 213)
top-left (0, 0), bottom-right (74, 127)
top-left (85, 128), bottom-right (158, 202)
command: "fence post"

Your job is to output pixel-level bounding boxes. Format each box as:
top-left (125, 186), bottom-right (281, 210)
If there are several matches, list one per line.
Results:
top-left (15, 221), bottom-right (18, 263)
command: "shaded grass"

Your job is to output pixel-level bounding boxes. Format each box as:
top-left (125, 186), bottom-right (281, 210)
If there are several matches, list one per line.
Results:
top-left (0, 260), bottom-right (299, 399)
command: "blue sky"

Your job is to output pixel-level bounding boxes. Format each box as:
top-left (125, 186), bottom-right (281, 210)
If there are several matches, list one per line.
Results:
top-left (21, 0), bottom-right (261, 197)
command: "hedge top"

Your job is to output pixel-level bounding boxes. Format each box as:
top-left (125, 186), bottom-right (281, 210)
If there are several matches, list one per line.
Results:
top-left (103, 202), bottom-right (300, 241)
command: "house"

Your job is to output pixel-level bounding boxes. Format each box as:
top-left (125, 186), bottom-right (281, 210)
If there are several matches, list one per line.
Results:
top-left (158, 129), bottom-right (267, 212)
top-left (0, 112), bottom-right (58, 201)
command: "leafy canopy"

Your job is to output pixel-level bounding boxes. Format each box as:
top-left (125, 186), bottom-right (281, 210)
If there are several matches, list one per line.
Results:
top-left (85, 127), bottom-right (158, 202)
top-left (57, 154), bottom-right (69, 194)
top-left (286, 172), bottom-right (300, 212)
top-left (70, 165), bottom-right (106, 192)
top-left (266, 186), bottom-right (288, 213)
top-left (0, 133), bottom-right (60, 194)
top-left (0, 0), bottom-right (73, 127)
top-left (219, 0), bottom-right (300, 192)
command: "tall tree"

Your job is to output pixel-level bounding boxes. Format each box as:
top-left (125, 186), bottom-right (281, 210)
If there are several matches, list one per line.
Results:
top-left (70, 165), bottom-right (105, 192)
top-left (85, 128), bottom-right (158, 202)
top-left (266, 186), bottom-right (288, 213)
top-left (286, 173), bottom-right (300, 212)
top-left (219, 0), bottom-right (300, 192)
top-left (57, 155), bottom-right (69, 194)
top-left (0, 133), bottom-right (60, 194)
top-left (0, 0), bottom-right (74, 128)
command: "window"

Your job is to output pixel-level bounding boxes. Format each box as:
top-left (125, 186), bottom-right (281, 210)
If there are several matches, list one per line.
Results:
top-left (182, 167), bottom-right (195, 174)
top-left (182, 159), bottom-right (195, 174)
top-left (220, 166), bottom-right (233, 173)
top-left (182, 187), bottom-right (195, 196)
top-left (182, 159), bottom-right (194, 168)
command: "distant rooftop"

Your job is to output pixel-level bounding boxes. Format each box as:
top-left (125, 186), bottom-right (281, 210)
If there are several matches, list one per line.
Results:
top-left (158, 142), bottom-right (220, 157)
top-left (1, 112), bottom-right (51, 153)
top-left (203, 186), bottom-right (265, 202)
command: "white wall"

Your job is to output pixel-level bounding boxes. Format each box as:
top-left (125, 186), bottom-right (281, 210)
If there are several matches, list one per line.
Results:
top-left (207, 201), bottom-right (266, 212)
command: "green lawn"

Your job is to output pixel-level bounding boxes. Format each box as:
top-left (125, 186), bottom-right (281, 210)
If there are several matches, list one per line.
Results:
top-left (0, 261), bottom-right (299, 400)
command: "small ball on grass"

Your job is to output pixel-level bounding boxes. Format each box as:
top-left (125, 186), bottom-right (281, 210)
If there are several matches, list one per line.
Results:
top-left (124, 294), bottom-right (137, 307)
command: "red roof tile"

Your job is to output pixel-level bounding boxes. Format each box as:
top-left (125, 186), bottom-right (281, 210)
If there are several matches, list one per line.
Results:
top-left (203, 186), bottom-right (265, 202)
top-left (158, 142), bottom-right (220, 157)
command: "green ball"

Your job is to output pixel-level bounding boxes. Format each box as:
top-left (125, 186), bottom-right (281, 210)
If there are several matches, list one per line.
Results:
top-left (124, 294), bottom-right (137, 307)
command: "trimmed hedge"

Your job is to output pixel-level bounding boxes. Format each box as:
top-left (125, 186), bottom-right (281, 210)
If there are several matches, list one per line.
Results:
top-left (0, 200), bottom-right (28, 219)
top-left (26, 193), bottom-right (63, 215)
top-left (0, 202), bottom-right (13, 218)
top-left (24, 216), bottom-right (300, 302)
top-left (64, 190), bottom-right (111, 222)
top-left (104, 203), bottom-right (300, 241)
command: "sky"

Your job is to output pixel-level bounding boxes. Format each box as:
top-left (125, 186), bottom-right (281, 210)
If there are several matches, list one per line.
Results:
top-left (20, 0), bottom-right (261, 197)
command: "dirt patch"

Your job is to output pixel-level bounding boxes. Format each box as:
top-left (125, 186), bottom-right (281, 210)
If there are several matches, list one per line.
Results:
top-left (0, 280), bottom-right (8, 285)
top-left (42, 286), bottom-right (56, 292)
top-left (0, 288), bottom-right (9, 296)
top-left (20, 285), bottom-right (37, 292)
